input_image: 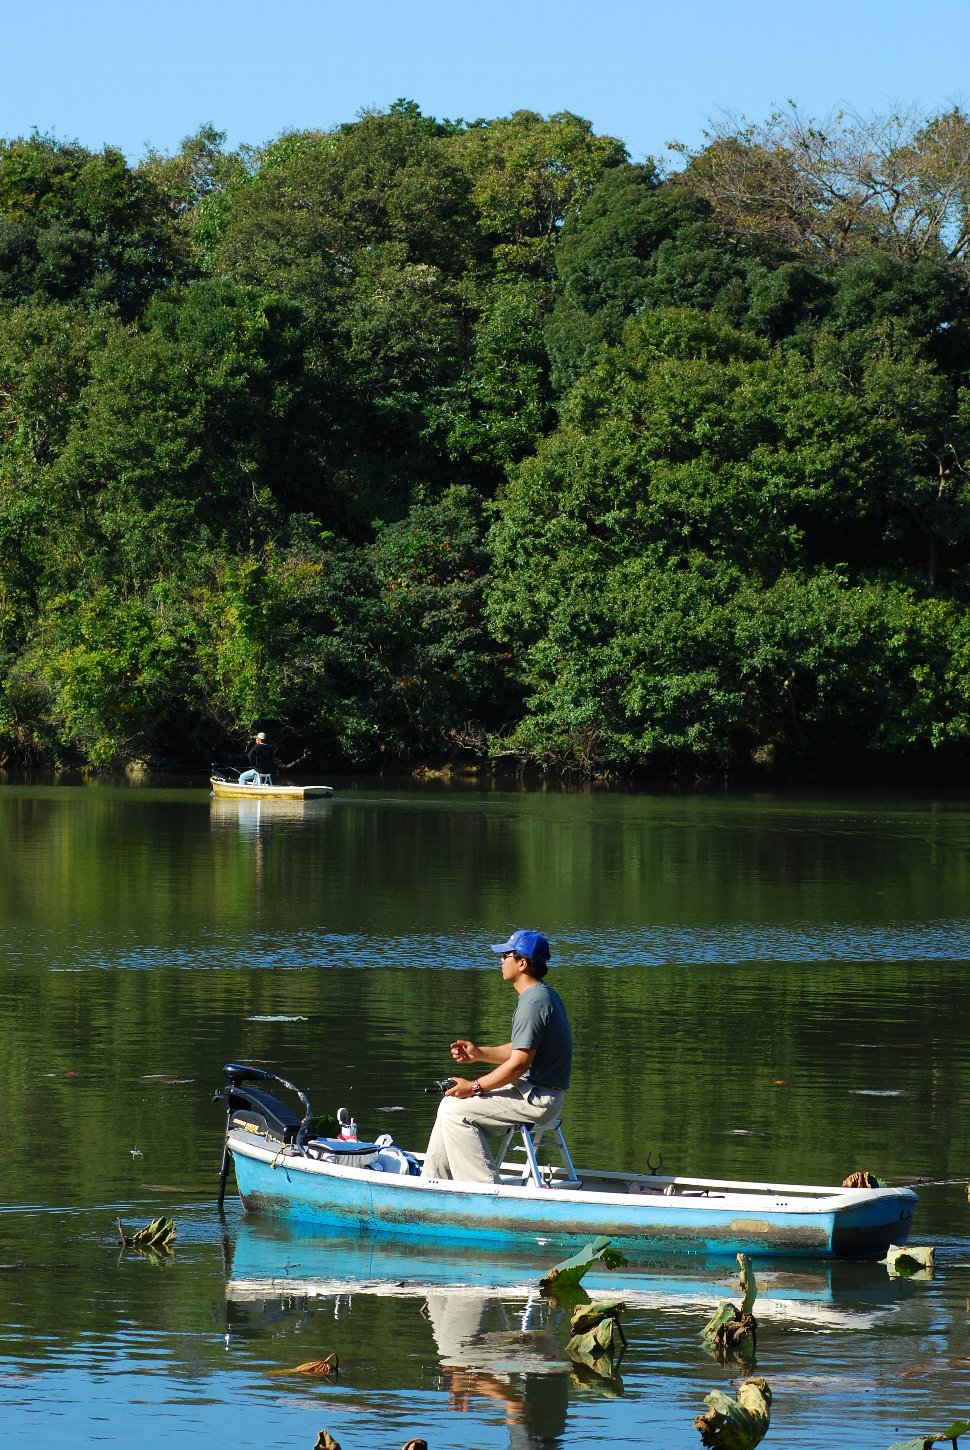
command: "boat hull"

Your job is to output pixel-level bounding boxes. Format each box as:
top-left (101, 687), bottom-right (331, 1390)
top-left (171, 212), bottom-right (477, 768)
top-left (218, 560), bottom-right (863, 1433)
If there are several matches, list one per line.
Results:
top-left (210, 777), bottom-right (333, 800)
top-left (226, 1131), bottom-right (916, 1261)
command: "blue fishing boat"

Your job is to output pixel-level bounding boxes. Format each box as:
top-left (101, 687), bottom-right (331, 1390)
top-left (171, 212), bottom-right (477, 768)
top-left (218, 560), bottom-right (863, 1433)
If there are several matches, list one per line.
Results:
top-left (214, 1064), bottom-right (917, 1261)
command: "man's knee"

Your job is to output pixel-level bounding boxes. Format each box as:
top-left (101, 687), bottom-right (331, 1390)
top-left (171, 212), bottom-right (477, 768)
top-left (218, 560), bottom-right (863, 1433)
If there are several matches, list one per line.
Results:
top-left (437, 1097), bottom-right (466, 1128)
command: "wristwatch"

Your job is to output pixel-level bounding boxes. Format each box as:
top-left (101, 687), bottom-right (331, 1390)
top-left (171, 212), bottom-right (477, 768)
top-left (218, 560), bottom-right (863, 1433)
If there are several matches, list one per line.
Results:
top-left (471, 1080), bottom-right (484, 1095)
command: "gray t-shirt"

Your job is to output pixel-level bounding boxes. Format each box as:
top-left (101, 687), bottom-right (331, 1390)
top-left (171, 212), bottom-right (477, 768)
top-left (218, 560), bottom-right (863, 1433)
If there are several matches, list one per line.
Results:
top-left (510, 981), bottom-right (572, 1091)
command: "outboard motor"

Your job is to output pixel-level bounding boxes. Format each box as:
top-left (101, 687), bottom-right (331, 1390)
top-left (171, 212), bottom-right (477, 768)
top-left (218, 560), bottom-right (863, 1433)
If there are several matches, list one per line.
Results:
top-left (213, 1063), bottom-right (312, 1210)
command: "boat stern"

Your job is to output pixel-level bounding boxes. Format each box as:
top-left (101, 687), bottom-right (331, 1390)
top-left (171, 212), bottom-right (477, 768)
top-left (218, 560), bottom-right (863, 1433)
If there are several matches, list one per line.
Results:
top-left (830, 1185), bottom-right (918, 1259)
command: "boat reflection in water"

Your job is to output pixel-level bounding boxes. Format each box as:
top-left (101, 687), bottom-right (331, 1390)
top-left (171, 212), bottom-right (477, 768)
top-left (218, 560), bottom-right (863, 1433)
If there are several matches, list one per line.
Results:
top-left (226, 1220), bottom-right (576, 1445)
top-left (224, 1215), bottom-right (912, 1320)
top-left (209, 796), bottom-right (334, 832)
top-left (223, 1214), bottom-right (909, 1350)
top-left (223, 1219), bottom-right (926, 1447)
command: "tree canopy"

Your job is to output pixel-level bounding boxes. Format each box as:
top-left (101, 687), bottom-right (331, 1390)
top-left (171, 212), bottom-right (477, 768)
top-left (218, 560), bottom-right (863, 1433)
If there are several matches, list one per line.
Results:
top-left (3, 102), bottom-right (970, 779)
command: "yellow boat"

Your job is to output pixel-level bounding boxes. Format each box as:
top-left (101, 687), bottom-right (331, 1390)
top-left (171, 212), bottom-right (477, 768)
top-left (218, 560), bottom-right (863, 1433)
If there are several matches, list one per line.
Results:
top-left (210, 776), bottom-right (334, 801)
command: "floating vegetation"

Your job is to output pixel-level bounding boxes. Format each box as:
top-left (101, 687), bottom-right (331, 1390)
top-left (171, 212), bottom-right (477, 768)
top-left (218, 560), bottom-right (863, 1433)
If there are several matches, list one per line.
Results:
top-left (539, 1235), bottom-right (627, 1302)
top-left (565, 1297), bottom-right (627, 1379)
top-left (537, 1238), bottom-right (628, 1383)
top-left (884, 1245), bottom-right (935, 1278)
top-left (694, 1377), bottom-right (772, 1449)
top-left (116, 1215), bottom-right (176, 1256)
top-left (888, 1414), bottom-right (970, 1449)
top-left (270, 1353), bottom-right (339, 1377)
top-left (701, 1254), bottom-right (758, 1364)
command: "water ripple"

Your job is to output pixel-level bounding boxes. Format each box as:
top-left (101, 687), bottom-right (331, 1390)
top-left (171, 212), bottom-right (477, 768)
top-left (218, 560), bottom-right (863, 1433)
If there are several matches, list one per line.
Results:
top-left (9, 917), bottom-right (970, 971)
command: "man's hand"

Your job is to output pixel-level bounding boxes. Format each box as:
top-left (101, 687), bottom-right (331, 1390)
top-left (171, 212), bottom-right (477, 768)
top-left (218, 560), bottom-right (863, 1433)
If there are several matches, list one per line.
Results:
top-left (444, 1077), bottom-right (477, 1099)
top-left (450, 1038), bottom-right (479, 1063)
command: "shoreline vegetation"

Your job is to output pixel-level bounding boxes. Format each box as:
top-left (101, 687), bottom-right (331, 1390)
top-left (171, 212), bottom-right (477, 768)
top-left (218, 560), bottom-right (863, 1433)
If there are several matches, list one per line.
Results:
top-left (2, 753), bottom-right (967, 791)
top-left (4, 102), bottom-right (970, 782)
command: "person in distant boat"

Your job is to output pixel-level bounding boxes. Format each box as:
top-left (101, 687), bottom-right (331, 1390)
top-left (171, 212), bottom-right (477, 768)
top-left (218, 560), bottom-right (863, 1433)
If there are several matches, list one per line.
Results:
top-left (239, 731), bottom-right (275, 785)
top-left (422, 930), bottom-right (572, 1184)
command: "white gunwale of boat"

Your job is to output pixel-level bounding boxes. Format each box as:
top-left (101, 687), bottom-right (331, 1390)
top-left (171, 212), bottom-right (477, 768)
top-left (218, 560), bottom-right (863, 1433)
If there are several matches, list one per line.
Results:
top-left (226, 1129), bottom-right (909, 1210)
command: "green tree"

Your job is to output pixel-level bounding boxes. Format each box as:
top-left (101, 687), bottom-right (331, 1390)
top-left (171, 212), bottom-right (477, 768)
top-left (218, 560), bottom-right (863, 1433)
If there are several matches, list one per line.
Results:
top-left (453, 110), bottom-right (627, 278)
top-left (367, 486), bottom-right (509, 752)
top-left (47, 278), bottom-right (308, 587)
top-left (0, 133), bottom-right (181, 316)
top-left (546, 162), bottom-right (728, 386)
top-left (206, 107), bottom-right (483, 531)
top-left (487, 304), bottom-right (970, 771)
top-left (437, 277), bottom-right (553, 469)
top-left (6, 579), bottom-right (201, 765)
top-left (0, 301), bottom-right (114, 650)
top-left (189, 489), bottom-right (506, 768)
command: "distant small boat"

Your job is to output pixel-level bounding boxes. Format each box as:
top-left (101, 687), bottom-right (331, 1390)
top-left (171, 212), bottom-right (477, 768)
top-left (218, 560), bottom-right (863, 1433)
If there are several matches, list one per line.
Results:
top-left (214, 1064), bottom-right (918, 1262)
top-left (210, 776), bottom-right (334, 801)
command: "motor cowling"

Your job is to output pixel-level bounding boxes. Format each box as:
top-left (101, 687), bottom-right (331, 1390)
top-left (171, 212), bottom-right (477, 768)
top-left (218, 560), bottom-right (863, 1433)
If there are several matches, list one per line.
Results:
top-left (213, 1064), bottom-right (303, 1144)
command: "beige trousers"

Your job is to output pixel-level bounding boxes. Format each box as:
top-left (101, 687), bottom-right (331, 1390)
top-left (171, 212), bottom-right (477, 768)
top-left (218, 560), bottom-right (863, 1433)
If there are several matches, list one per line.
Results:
top-left (421, 1082), bottom-right (564, 1184)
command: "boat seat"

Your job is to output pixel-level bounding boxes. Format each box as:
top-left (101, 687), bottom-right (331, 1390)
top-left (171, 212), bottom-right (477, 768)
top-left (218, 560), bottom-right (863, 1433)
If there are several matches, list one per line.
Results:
top-left (494, 1119), bottom-right (582, 1189)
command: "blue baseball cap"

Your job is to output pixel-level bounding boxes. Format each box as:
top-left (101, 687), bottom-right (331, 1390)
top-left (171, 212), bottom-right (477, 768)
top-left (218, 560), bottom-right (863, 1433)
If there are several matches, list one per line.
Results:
top-left (490, 929), bottom-right (551, 963)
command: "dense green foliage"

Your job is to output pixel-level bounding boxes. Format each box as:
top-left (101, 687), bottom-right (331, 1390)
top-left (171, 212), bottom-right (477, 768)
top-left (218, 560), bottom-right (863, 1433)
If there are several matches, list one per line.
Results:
top-left (4, 106), bottom-right (970, 777)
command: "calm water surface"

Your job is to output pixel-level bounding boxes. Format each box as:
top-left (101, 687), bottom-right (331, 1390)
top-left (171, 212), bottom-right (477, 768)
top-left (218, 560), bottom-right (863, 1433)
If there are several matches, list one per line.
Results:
top-left (2, 779), bottom-right (970, 1449)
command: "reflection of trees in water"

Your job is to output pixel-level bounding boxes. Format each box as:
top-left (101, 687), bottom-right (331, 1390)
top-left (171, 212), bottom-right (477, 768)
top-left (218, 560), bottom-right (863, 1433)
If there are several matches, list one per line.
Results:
top-left (423, 1292), bottom-right (570, 1448)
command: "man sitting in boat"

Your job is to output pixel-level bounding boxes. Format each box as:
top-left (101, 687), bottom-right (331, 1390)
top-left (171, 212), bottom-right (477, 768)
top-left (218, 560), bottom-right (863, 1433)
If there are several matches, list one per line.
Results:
top-left (239, 731), bottom-right (274, 785)
top-left (422, 930), bottom-right (572, 1184)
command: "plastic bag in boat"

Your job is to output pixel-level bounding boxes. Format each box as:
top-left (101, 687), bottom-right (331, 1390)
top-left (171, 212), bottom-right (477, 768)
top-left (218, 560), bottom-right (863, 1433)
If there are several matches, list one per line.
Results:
top-left (371, 1145), bottom-right (419, 1175)
top-left (363, 1133), bottom-right (419, 1175)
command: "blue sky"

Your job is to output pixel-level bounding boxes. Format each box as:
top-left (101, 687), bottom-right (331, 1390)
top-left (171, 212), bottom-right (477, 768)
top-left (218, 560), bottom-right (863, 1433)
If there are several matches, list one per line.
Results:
top-left (2, 0), bottom-right (969, 165)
